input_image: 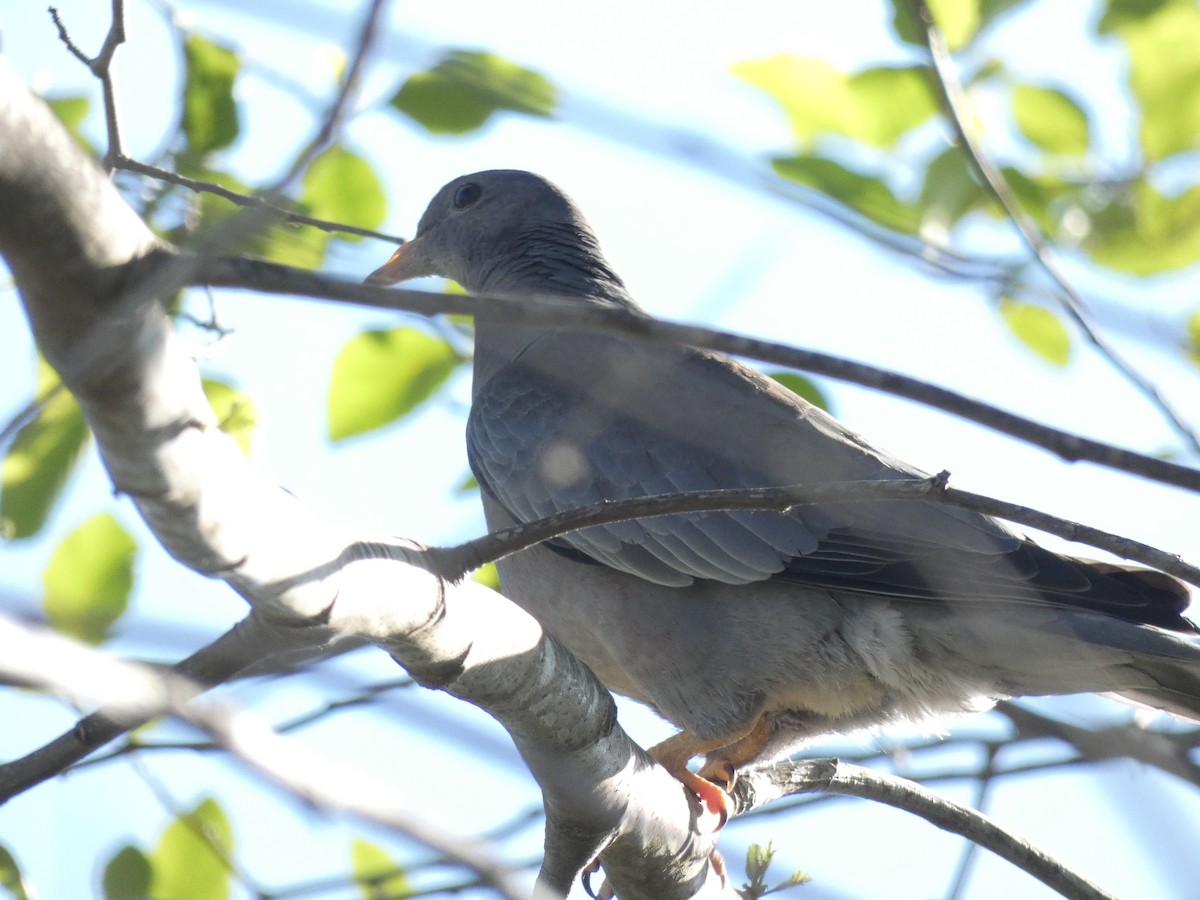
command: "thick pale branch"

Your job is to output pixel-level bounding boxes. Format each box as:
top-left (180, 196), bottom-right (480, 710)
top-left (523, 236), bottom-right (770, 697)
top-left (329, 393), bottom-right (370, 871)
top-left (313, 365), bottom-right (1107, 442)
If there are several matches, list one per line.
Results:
top-left (0, 59), bottom-right (729, 898)
top-left (195, 256), bottom-right (1200, 494)
top-left (0, 614), bottom-right (526, 900)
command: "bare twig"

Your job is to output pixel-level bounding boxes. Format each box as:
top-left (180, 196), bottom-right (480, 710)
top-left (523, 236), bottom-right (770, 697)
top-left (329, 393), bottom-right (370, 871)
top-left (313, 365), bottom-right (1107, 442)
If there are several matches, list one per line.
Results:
top-left (738, 759), bottom-right (1118, 900)
top-left (194, 256), bottom-right (1200, 494)
top-left (414, 473), bottom-right (1200, 589)
top-left (49, 1), bottom-right (128, 167)
top-left (911, 0), bottom-right (1200, 454)
top-left (113, 155), bottom-right (407, 243)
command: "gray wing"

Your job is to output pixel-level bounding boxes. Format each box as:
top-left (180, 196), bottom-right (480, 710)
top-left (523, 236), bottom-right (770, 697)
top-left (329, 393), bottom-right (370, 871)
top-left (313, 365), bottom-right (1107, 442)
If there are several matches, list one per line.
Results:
top-left (467, 331), bottom-right (1027, 590)
top-left (468, 333), bottom-right (1193, 625)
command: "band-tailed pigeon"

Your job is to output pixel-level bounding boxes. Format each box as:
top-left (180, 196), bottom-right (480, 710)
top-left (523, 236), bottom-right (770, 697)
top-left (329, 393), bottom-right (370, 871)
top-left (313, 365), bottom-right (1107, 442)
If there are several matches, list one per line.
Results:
top-left (366, 169), bottom-right (1200, 816)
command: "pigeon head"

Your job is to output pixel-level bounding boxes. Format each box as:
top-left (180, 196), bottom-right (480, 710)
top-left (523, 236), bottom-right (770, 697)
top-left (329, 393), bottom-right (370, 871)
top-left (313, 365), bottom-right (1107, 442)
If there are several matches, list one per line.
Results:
top-left (365, 169), bottom-right (632, 304)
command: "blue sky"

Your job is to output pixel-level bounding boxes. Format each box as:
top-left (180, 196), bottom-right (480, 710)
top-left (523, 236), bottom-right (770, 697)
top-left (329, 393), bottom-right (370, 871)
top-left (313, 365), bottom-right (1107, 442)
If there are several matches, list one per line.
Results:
top-left (2, 1), bottom-right (1200, 897)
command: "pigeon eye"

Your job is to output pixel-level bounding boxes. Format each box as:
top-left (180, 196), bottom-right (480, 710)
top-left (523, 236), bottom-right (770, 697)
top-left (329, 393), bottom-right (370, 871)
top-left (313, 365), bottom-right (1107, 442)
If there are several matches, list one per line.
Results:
top-left (453, 183), bottom-right (482, 209)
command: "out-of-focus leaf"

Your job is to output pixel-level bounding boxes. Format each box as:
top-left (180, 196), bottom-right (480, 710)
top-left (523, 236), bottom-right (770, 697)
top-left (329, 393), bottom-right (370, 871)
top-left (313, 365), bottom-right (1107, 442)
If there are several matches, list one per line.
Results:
top-left (168, 168), bottom-right (331, 268)
top-left (148, 798), bottom-right (232, 900)
top-left (768, 372), bottom-right (833, 413)
top-left (351, 839), bottom-right (409, 898)
top-left (202, 379), bottom-right (257, 456)
top-left (42, 513), bottom-right (137, 644)
top-left (999, 299), bottom-right (1071, 366)
top-left (1012, 84), bottom-right (1090, 155)
top-left (846, 67), bottom-right (939, 146)
top-left (0, 844), bottom-right (31, 900)
top-left (301, 145), bottom-right (387, 240)
top-left (772, 154), bottom-right (919, 233)
top-left (44, 94), bottom-right (95, 154)
top-left (1105, 0), bottom-right (1200, 160)
top-left (102, 845), bottom-right (152, 900)
top-left (1084, 179), bottom-right (1200, 274)
top-left (182, 35), bottom-right (240, 157)
top-left (733, 57), bottom-right (935, 148)
top-left (45, 95), bottom-right (89, 131)
top-left (997, 166), bottom-right (1078, 235)
top-left (917, 146), bottom-right (984, 231)
top-left (472, 562), bottom-right (500, 591)
top-left (1, 363), bottom-right (89, 540)
top-left (891, 0), bottom-right (1029, 50)
top-left (1186, 309), bottom-right (1200, 366)
top-left (456, 472), bottom-right (479, 494)
top-left (328, 328), bottom-right (462, 441)
top-left (390, 50), bottom-right (556, 134)
top-left (1098, 0), bottom-right (1173, 31)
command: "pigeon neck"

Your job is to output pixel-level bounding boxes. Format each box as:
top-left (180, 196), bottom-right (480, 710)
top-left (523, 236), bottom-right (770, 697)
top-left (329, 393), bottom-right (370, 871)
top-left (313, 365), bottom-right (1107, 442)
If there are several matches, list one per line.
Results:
top-left (469, 223), bottom-right (639, 393)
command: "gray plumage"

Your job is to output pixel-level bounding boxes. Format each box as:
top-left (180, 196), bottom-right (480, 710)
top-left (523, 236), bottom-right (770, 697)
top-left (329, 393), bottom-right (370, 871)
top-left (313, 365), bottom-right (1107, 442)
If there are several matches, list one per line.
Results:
top-left (367, 169), bottom-right (1200, 780)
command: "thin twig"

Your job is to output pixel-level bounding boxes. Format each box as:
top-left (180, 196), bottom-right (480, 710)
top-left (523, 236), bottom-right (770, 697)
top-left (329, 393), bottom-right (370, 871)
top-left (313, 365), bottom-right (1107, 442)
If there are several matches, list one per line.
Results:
top-left (911, 0), bottom-right (1200, 454)
top-left (194, 256), bottom-right (1200, 495)
top-left (739, 759), bottom-right (1118, 900)
top-left (49, 2), bottom-right (128, 167)
top-left (113, 155), bottom-right (407, 243)
top-left (414, 473), bottom-right (1200, 588)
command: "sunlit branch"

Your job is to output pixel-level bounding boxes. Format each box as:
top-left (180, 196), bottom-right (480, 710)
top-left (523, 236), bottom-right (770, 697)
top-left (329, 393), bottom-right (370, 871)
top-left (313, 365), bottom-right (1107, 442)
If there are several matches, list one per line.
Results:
top-left (737, 759), bottom-right (1117, 900)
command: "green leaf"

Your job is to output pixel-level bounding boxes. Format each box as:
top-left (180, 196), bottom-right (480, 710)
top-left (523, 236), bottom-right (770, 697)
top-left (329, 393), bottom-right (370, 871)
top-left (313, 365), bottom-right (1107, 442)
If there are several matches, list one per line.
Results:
top-left (1098, 0), bottom-right (1173, 32)
top-left (102, 845), bottom-right (152, 900)
top-left (1, 363), bottom-right (89, 540)
top-left (1084, 179), bottom-right (1200, 275)
top-left (772, 154), bottom-right (919, 233)
top-left (202, 379), bottom-right (257, 456)
top-left (767, 372), bottom-right (832, 413)
top-left (916, 146), bottom-right (984, 231)
top-left (999, 299), bottom-right (1071, 366)
top-left (182, 35), bottom-right (240, 157)
top-left (1012, 84), bottom-right (1090, 156)
top-left (44, 94), bottom-right (95, 155)
top-left (42, 513), bottom-right (138, 644)
top-left (1110, 0), bottom-right (1200, 160)
top-left (1187, 309), bottom-right (1200, 366)
top-left (740, 841), bottom-right (810, 898)
top-left (733, 57), bottom-right (935, 148)
top-left (997, 166), bottom-right (1077, 235)
top-left (301, 146), bottom-right (387, 239)
top-left (891, 0), bottom-right (1029, 50)
top-left (328, 328), bottom-right (462, 441)
top-left (390, 50), bottom-right (557, 134)
top-left (148, 798), bottom-right (232, 900)
top-left (0, 844), bottom-right (31, 900)
top-left (46, 94), bottom-right (89, 131)
top-left (351, 839), bottom-right (409, 898)
top-left (169, 168), bottom-right (331, 268)
top-left (845, 66), bottom-right (939, 147)
top-left (471, 562), bottom-right (500, 591)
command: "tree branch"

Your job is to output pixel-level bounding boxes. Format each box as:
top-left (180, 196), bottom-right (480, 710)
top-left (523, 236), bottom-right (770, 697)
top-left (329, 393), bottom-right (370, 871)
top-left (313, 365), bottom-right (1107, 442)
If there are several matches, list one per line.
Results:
top-left (196, 256), bottom-right (1200, 494)
top-left (49, 0), bottom-right (128, 167)
top-left (737, 759), bottom-right (1118, 900)
top-left (0, 59), bottom-right (732, 899)
top-left (415, 473), bottom-right (1200, 589)
top-left (114, 155), bottom-right (408, 243)
top-left (0, 614), bottom-right (527, 900)
top-left (910, 0), bottom-right (1200, 454)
